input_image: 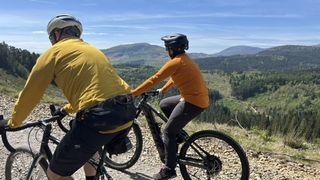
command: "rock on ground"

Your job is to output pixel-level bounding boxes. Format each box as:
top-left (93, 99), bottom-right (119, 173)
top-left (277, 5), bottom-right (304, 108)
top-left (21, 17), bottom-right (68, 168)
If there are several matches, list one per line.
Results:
top-left (0, 93), bottom-right (319, 179)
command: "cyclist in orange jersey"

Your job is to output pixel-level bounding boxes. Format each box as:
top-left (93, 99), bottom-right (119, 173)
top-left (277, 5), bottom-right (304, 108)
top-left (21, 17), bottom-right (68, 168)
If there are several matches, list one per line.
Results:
top-left (132, 33), bottom-right (209, 180)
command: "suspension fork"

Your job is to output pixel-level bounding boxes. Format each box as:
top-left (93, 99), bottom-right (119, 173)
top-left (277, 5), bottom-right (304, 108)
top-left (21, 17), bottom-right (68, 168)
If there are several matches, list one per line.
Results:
top-left (26, 153), bottom-right (47, 180)
top-left (26, 124), bottom-right (53, 179)
top-left (40, 123), bottom-right (53, 160)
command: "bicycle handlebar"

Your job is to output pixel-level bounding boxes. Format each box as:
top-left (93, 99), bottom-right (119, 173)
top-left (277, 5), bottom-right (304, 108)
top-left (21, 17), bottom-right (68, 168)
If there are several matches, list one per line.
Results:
top-left (4, 115), bottom-right (61, 132)
top-left (0, 112), bottom-right (63, 152)
top-left (141, 90), bottom-right (160, 98)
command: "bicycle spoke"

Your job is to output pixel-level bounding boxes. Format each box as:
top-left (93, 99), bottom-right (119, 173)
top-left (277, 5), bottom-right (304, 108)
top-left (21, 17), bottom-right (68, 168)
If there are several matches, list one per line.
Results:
top-left (9, 151), bottom-right (34, 179)
top-left (27, 155), bottom-right (48, 180)
top-left (189, 141), bottom-right (210, 158)
top-left (179, 131), bottom-right (248, 180)
top-left (179, 156), bottom-right (205, 168)
top-left (104, 124), bottom-right (142, 169)
top-left (6, 148), bottom-right (48, 180)
top-left (110, 129), bottom-right (135, 158)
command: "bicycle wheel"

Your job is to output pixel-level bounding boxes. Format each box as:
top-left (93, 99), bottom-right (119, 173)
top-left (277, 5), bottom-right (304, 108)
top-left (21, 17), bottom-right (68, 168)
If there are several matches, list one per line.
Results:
top-left (104, 123), bottom-right (143, 170)
top-left (179, 130), bottom-right (250, 180)
top-left (5, 148), bottom-right (48, 180)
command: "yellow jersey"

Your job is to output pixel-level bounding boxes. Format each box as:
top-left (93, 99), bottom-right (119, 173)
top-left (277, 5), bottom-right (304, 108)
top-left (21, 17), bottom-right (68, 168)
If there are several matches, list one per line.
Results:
top-left (9, 38), bottom-right (131, 129)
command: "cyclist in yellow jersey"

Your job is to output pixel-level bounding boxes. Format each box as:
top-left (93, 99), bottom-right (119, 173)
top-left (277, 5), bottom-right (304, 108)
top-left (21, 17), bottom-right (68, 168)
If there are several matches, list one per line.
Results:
top-left (4, 15), bottom-right (136, 180)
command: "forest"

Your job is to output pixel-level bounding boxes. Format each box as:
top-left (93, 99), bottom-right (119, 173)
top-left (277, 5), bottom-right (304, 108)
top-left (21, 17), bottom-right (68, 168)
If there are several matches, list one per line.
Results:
top-left (116, 64), bottom-right (320, 142)
top-left (0, 41), bottom-right (319, 143)
top-left (194, 45), bottom-right (320, 72)
top-left (0, 42), bottom-right (39, 79)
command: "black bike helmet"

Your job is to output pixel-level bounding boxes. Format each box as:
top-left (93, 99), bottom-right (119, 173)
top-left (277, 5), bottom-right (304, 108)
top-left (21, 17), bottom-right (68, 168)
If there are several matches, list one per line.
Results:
top-left (161, 33), bottom-right (189, 51)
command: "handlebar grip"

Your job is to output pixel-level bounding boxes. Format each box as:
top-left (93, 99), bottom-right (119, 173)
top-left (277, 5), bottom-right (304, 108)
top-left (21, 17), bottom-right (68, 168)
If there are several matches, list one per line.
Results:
top-left (143, 90), bottom-right (159, 97)
top-left (0, 115), bottom-right (16, 152)
top-left (2, 133), bottom-right (16, 152)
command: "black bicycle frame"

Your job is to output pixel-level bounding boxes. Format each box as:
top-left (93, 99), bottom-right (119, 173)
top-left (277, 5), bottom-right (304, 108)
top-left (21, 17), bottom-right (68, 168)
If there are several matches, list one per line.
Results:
top-left (40, 123), bottom-right (108, 178)
top-left (140, 104), bottom-right (206, 168)
top-left (136, 99), bottom-right (168, 161)
top-left (135, 94), bottom-right (209, 170)
top-left (135, 94), bottom-right (194, 162)
top-left (42, 124), bottom-right (55, 160)
top-left (1, 114), bottom-right (112, 179)
top-left (25, 123), bottom-right (56, 179)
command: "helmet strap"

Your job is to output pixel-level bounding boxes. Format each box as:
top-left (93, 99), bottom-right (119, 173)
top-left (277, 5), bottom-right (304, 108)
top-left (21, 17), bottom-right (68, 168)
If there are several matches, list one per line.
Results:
top-left (49, 32), bottom-right (57, 45)
top-left (49, 30), bottom-right (63, 45)
top-left (168, 48), bottom-right (185, 59)
top-left (61, 26), bottom-right (81, 37)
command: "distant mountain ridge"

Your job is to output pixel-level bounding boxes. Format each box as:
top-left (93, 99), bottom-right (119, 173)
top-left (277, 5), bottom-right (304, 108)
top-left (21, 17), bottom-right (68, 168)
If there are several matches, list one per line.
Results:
top-left (102, 43), bottom-right (263, 64)
top-left (101, 43), bottom-right (211, 65)
top-left (3, 41), bottom-right (320, 81)
top-left (212, 45), bottom-right (264, 57)
top-left (101, 43), bottom-right (167, 63)
top-left (195, 45), bottom-right (320, 72)
top-left (101, 43), bottom-right (320, 72)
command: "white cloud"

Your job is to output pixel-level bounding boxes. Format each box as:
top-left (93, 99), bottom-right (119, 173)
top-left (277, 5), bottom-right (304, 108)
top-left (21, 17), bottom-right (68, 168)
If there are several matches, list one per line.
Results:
top-left (32, 31), bottom-right (46, 34)
top-left (0, 1), bottom-right (316, 54)
top-left (83, 32), bottom-right (108, 36)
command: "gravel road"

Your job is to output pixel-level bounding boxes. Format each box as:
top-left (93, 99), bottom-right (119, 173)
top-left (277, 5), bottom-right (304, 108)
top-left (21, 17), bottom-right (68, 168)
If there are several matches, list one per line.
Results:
top-left (0, 93), bottom-right (319, 179)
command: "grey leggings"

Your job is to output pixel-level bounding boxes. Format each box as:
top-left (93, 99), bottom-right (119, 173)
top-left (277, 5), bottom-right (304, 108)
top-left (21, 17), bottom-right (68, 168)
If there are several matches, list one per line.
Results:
top-left (159, 95), bottom-right (204, 169)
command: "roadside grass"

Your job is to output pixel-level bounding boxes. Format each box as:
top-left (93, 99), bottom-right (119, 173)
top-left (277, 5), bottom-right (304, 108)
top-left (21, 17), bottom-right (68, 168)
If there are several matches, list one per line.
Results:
top-left (185, 120), bottom-right (320, 165)
top-left (0, 69), bottom-right (67, 104)
top-left (137, 111), bottom-right (320, 166)
top-left (202, 70), bottom-right (232, 98)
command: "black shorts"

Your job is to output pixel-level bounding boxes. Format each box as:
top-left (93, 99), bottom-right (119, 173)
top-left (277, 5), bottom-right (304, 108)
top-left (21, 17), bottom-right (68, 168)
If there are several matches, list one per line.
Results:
top-left (49, 120), bottom-right (127, 176)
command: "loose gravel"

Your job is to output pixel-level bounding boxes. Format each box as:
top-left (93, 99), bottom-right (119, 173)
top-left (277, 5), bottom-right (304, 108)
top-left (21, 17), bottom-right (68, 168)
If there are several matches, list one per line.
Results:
top-left (0, 93), bottom-right (319, 179)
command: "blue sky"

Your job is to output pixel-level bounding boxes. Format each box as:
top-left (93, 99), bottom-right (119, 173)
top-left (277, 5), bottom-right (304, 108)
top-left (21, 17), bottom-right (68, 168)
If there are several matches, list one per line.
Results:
top-left (1, 0), bottom-right (320, 54)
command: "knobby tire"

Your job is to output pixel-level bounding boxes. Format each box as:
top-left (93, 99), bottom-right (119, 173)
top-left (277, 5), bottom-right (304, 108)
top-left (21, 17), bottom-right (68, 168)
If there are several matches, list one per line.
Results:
top-left (5, 148), bottom-right (48, 180)
top-left (104, 123), bottom-right (143, 170)
top-left (179, 130), bottom-right (250, 180)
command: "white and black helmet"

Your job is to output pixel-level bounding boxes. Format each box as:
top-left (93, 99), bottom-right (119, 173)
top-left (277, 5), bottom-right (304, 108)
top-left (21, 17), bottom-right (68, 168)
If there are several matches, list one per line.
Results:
top-left (47, 14), bottom-right (83, 36)
top-left (161, 33), bottom-right (189, 50)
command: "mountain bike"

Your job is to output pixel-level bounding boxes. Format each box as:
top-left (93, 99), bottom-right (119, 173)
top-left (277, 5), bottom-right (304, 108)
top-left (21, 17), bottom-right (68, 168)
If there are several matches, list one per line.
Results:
top-left (0, 107), bottom-right (114, 180)
top-left (103, 91), bottom-right (250, 180)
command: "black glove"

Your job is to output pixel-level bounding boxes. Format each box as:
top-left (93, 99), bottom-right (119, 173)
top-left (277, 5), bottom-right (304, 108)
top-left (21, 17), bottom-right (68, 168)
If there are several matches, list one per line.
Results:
top-left (53, 107), bottom-right (68, 118)
top-left (0, 117), bottom-right (9, 134)
top-left (156, 88), bottom-right (162, 95)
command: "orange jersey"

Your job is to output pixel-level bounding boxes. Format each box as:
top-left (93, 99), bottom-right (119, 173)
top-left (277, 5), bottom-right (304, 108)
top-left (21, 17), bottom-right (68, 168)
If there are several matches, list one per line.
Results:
top-left (132, 54), bottom-right (209, 108)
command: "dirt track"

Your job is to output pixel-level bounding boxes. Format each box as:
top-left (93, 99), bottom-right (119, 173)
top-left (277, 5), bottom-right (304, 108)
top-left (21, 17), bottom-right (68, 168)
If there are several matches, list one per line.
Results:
top-left (0, 93), bottom-right (320, 179)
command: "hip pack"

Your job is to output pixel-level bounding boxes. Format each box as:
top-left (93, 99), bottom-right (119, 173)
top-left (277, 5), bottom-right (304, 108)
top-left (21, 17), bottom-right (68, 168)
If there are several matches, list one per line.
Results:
top-left (78, 95), bottom-right (136, 131)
